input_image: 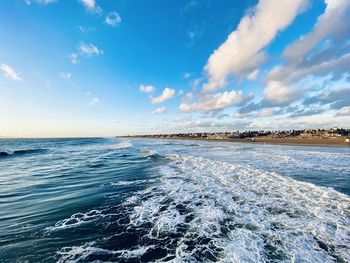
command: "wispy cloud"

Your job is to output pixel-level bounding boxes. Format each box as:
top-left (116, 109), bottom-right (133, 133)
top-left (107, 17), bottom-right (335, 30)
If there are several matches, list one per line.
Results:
top-left (1, 63), bottom-right (22, 81)
top-left (180, 0), bottom-right (200, 14)
top-left (78, 42), bottom-right (103, 56)
top-left (151, 87), bottom-right (175, 104)
top-left (25, 0), bottom-right (57, 5)
top-left (88, 97), bottom-right (100, 106)
top-left (182, 72), bottom-right (192, 79)
top-left (186, 28), bottom-right (203, 47)
top-left (139, 84), bottom-right (155, 93)
top-left (151, 106), bottom-right (167, 115)
top-left (105, 12), bottom-right (121, 27)
top-left (78, 25), bottom-right (96, 33)
top-left (60, 72), bottom-right (72, 79)
top-left (79, 0), bottom-right (102, 14)
top-left (69, 53), bottom-right (78, 64)
top-left (69, 43), bottom-right (102, 64)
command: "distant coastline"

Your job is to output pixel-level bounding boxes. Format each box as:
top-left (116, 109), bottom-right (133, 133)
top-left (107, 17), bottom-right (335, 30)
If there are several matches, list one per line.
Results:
top-left (125, 128), bottom-right (350, 147)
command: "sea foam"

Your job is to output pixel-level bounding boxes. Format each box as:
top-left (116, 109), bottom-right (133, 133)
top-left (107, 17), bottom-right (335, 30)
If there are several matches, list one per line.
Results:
top-left (56, 153), bottom-right (350, 262)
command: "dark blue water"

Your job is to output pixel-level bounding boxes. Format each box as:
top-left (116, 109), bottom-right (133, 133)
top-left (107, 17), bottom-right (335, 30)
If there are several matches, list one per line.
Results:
top-left (0, 138), bottom-right (349, 262)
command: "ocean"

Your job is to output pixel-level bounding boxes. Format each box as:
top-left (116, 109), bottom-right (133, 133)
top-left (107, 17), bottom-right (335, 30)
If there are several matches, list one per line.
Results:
top-left (0, 137), bottom-right (349, 262)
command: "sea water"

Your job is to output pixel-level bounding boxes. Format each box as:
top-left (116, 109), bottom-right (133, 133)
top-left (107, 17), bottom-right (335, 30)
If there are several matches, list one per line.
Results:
top-left (0, 138), bottom-right (349, 262)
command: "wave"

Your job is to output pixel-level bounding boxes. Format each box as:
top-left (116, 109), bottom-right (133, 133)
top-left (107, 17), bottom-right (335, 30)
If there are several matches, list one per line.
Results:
top-left (0, 148), bottom-right (48, 158)
top-left (53, 154), bottom-right (350, 262)
top-left (115, 141), bottom-right (133, 149)
top-left (140, 147), bottom-right (161, 158)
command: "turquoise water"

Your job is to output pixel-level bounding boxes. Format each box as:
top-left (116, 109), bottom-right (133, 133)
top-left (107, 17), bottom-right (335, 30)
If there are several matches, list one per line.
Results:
top-left (0, 138), bottom-right (349, 262)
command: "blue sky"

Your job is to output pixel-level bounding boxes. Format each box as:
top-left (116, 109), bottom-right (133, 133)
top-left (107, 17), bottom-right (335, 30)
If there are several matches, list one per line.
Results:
top-left (0, 0), bottom-right (349, 137)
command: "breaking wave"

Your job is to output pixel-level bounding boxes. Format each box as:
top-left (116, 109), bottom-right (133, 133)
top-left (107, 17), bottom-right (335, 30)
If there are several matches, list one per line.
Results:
top-left (0, 148), bottom-right (48, 158)
top-left (115, 141), bottom-right (133, 149)
top-left (54, 154), bottom-right (350, 262)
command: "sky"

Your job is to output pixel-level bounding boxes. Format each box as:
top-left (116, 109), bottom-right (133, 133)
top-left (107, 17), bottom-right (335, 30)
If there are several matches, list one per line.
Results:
top-left (0, 0), bottom-right (349, 137)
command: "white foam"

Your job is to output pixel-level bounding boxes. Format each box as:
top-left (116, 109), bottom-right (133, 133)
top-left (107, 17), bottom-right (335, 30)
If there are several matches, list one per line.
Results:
top-left (126, 155), bottom-right (350, 262)
top-left (54, 151), bottom-right (350, 262)
top-left (115, 140), bottom-right (132, 149)
top-left (57, 242), bottom-right (120, 263)
top-left (140, 147), bottom-right (159, 157)
top-left (110, 178), bottom-right (156, 187)
top-left (57, 242), bottom-right (156, 262)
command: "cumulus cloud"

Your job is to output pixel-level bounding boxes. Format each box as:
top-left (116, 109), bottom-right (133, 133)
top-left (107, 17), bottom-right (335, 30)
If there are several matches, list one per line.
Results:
top-left (179, 90), bottom-right (253, 112)
top-left (78, 42), bottom-right (103, 56)
top-left (1, 63), bottom-right (22, 81)
top-left (263, 81), bottom-right (302, 106)
top-left (60, 72), bottom-right (71, 79)
top-left (203, 0), bottom-right (306, 91)
top-left (267, 0), bottom-right (350, 85)
top-left (151, 107), bottom-right (167, 115)
top-left (139, 84), bottom-right (155, 93)
top-left (283, 0), bottom-right (350, 64)
top-left (79, 0), bottom-right (102, 14)
top-left (151, 87), bottom-right (175, 104)
top-left (105, 12), bottom-right (121, 27)
top-left (88, 97), bottom-right (100, 106)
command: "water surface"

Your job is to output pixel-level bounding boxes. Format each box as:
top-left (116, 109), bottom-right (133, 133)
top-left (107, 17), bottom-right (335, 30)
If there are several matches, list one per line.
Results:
top-left (0, 138), bottom-right (349, 262)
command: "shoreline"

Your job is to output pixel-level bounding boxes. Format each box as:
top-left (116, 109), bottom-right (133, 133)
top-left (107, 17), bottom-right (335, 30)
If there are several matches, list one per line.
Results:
top-left (126, 136), bottom-right (350, 148)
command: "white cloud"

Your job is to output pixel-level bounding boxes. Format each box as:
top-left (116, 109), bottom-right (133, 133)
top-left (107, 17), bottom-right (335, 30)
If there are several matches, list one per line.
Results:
top-left (267, 53), bottom-right (350, 84)
top-left (247, 69), bottom-right (259, 81)
top-left (283, 0), bottom-right (350, 64)
top-left (179, 90), bottom-right (253, 112)
top-left (267, 0), bottom-right (350, 85)
top-left (151, 87), bottom-right (176, 104)
top-left (79, 0), bottom-right (102, 14)
top-left (78, 42), bottom-right (103, 57)
top-left (259, 108), bottom-right (276, 117)
top-left (78, 26), bottom-right (95, 33)
top-left (25, 0), bottom-right (57, 5)
top-left (60, 72), bottom-right (72, 79)
top-left (263, 81), bottom-right (301, 105)
top-left (151, 107), bottom-right (167, 115)
top-left (1, 63), bottom-right (22, 81)
top-left (203, 0), bottom-right (306, 91)
top-left (105, 12), bottom-right (121, 27)
top-left (88, 97), bottom-right (100, 106)
top-left (183, 72), bottom-right (192, 79)
top-left (335, 106), bottom-right (350, 116)
top-left (69, 53), bottom-right (78, 64)
top-left (139, 84), bottom-right (155, 93)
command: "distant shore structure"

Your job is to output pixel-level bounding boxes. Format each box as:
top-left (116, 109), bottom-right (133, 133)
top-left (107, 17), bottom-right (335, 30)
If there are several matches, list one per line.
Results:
top-left (125, 128), bottom-right (350, 147)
